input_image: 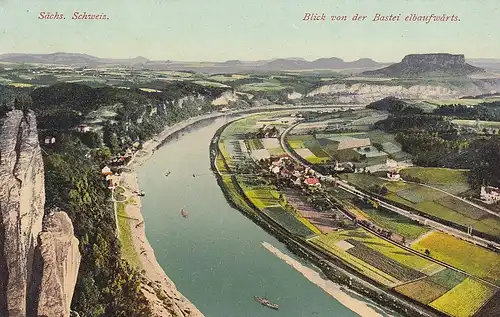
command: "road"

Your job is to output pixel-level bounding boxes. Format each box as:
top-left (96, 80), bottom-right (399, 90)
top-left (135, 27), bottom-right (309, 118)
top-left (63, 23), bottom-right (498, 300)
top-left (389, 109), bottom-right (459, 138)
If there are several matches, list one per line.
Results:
top-left (279, 124), bottom-right (500, 250)
top-left (279, 123), bottom-right (500, 289)
top-left (212, 124), bottom-right (441, 317)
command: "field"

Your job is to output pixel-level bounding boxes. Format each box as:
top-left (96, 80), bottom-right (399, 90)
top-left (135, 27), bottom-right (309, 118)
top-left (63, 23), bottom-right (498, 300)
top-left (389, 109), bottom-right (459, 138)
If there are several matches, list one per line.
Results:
top-left (246, 139), bottom-right (264, 150)
top-left (412, 232), bottom-right (500, 284)
top-left (239, 81), bottom-right (289, 92)
top-left (116, 202), bottom-right (141, 269)
top-left (428, 268), bottom-right (467, 289)
top-left (395, 279), bottom-right (448, 304)
top-left (453, 119), bottom-right (500, 128)
top-left (394, 268), bottom-right (467, 305)
top-left (310, 228), bottom-right (441, 286)
top-left (430, 278), bottom-right (497, 317)
top-left (244, 188), bottom-right (281, 209)
top-left (343, 173), bottom-right (500, 238)
top-left (400, 167), bottom-right (470, 194)
top-left (221, 175), bottom-right (257, 216)
top-left (475, 291), bottom-right (500, 317)
top-left (287, 130), bottom-right (407, 165)
top-left (359, 206), bottom-right (430, 240)
top-left (345, 239), bottom-right (425, 282)
top-left (262, 206), bottom-right (317, 237)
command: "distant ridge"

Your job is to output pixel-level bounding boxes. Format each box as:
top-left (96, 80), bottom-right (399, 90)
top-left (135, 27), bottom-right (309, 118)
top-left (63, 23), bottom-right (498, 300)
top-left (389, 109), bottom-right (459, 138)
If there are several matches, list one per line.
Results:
top-left (362, 53), bottom-right (485, 77)
top-left (0, 52), bottom-right (151, 67)
top-left (0, 52), bottom-right (382, 72)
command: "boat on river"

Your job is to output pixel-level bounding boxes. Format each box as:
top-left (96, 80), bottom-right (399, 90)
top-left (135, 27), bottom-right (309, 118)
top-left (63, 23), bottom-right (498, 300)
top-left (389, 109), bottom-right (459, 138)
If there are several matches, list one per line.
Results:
top-left (165, 170), bottom-right (171, 177)
top-left (254, 295), bottom-right (279, 310)
top-left (181, 209), bottom-right (188, 218)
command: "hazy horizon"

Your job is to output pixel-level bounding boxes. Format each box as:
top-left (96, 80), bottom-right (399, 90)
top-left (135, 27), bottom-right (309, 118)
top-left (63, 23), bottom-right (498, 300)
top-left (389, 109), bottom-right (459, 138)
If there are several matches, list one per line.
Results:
top-left (0, 51), bottom-right (498, 64)
top-left (1, 0), bottom-right (499, 62)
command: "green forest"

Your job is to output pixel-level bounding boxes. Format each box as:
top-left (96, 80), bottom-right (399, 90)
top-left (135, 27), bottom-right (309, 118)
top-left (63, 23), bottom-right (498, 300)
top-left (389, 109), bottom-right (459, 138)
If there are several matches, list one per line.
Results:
top-left (1, 82), bottom-right (222, 316)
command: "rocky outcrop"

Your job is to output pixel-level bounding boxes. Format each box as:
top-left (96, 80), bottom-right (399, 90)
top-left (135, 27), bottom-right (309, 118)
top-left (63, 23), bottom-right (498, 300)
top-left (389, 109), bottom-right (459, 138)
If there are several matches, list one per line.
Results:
top-left (211, 91), bottom-right (238, 106)
top-left (29, 211), bottom-right (81, 317)
top-left (306, 82), bottom-right (459, 103)
top-left (0, 109), bottom-right (80, 317)
top-left (362, 53), bottom-right (485, 77)
top-left (305, 78), bottom-right (500, 103)
top-left (0, 110), bottom-right (45, 316)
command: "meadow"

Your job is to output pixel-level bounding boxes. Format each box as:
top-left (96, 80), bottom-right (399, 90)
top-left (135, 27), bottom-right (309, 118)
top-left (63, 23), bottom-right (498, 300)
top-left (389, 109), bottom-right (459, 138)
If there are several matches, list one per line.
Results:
top-left (310, 228), bottom-right (442, 286)
top-left (412, 232), bottom-right (500, 284)
top-left (342, 173), bottom-right (500, 238)
top-left (430, 278), bottom-right (497, 317)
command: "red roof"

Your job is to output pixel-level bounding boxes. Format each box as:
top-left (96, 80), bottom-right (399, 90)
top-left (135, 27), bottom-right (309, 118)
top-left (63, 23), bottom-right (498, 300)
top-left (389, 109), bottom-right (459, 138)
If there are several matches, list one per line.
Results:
top-left (305, 177), bottom-right (320, 185)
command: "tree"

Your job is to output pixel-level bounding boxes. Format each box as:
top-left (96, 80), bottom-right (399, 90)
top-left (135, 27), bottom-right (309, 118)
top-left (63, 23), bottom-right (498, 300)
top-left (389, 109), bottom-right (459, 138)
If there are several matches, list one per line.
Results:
top-left (424, 249), bottom-right (431, 256)
top-left (79, 131), bottom-right (102, 148)
top-left (103, 126), bottom-right (120, 154)
top-left (373, 143), bottom-right (384, 152)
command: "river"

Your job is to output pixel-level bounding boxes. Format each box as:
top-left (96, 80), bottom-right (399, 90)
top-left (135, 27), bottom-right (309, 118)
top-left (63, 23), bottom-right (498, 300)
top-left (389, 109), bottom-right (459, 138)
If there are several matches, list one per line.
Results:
top-left (137, 116), bottom-right (396, 317)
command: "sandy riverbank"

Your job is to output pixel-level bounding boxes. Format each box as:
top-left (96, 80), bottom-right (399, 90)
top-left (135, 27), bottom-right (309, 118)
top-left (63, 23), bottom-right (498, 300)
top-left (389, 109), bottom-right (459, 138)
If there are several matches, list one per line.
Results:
top-left (115, 117), bottom-right (214, 316)
top-left (118, 172), bottom-right (204, 317)
top-left (261, 241), bottom-right (390, 317)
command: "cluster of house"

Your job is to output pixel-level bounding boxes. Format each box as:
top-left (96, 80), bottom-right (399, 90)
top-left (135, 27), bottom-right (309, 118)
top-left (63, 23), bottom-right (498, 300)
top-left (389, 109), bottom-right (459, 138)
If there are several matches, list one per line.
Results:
top-left (101, 165), bottom-right (115, 190)
top-left (480, 185), bottom-right (500, 204)
top-left (108, 141), bottom-right (141, 166)
top-left (268, 156), bottom-right (322, 187)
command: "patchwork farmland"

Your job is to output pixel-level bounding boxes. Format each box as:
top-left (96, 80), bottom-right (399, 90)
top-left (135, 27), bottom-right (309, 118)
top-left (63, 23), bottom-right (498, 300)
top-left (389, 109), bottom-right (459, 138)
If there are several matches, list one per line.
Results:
top-left (342, 173), bottom-right (500, 239)
top-left (215, 111), bottom-right (500, 317)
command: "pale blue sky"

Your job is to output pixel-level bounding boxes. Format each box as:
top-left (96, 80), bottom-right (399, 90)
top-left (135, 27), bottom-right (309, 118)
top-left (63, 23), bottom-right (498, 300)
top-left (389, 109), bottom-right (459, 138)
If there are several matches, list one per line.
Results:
top-left (0, 0), bottom-right (499, 62)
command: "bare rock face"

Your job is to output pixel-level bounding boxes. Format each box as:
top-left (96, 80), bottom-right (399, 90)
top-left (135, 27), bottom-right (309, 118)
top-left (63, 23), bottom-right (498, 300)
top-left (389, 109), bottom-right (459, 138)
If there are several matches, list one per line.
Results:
top-left (0, 110), bottom-right (45, 316)
top-left (29, 212), bottom-right (81, 317)
top-left (0, 109), bottom-right (81, 317)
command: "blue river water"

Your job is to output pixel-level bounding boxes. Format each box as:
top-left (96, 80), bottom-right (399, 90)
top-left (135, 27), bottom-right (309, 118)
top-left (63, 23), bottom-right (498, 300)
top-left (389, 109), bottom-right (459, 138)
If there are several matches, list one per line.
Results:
top-left (138, 117), bottom-right (396, 317)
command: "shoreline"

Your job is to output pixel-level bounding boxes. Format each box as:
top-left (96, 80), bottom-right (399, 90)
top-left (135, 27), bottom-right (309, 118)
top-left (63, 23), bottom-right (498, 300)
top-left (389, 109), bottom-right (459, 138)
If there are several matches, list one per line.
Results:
top-left (210, 116), bottom-right (443, 317)
top-left (261, 242), bottom-right (389, 317)
top-left (112, 105), bottom-right (365, 316)
top-left (116, 115), bottom-right (224, 316)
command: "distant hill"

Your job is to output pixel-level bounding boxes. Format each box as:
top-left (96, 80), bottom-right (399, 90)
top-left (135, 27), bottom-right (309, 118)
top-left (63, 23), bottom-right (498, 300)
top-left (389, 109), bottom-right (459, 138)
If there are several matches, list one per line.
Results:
top-left (0, 52), bottom-right (150, 67)
top-left (367, 96), bottom-right (424, 114)
top-left (0, 53), bottom-right (382, 72)
top-left (363, 53), bottom-right (485, 77)
top-left (255, 57), bottom-right (380, 71)
top-left (467, 58), bottom-right (500, 71)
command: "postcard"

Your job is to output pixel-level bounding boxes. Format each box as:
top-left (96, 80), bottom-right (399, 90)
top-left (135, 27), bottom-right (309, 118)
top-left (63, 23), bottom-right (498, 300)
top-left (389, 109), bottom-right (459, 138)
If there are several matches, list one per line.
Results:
top-left (0, 1), bottom-right (499, 317)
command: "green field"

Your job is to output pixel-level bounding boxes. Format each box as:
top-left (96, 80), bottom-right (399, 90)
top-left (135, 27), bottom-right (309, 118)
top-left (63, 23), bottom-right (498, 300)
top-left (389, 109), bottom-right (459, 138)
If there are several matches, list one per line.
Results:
top-left (427, 268), bottom-right (467, 290)
top-left (246, 139), bottom-right (264, 150)
top-left (400, 167), bottom-right (470, 194)
top-left (262, 206), bottom-right (316, 238)
top-left (344, 174), bottom-right (500, 238)
top-left (311, 229), bottom-right (441, 286)
top-left (311, 233), bottom-right (400, 286)
top-left (400, 167), bottom-right (468, 184)
top-left (244, 188), bottom-right (281, 209)
top-left (430, 278), bottom-right (497, 317)
top-left (412, 232), bottom-right (500, 284)
top-left (395, 279), bottom-right (448, 304)
top-left (221, 175), bottom-right (257, 216)
top-left (116, 202), bottom-right (141, 269)
top-left (360, 207), bottom-right (430, 240)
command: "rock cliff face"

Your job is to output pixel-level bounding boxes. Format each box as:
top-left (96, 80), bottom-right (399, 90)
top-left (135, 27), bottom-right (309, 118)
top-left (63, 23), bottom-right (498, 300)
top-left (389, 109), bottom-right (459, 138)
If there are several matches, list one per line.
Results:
top-left (362, 53), bottom-right (485, 77)
top-left (0, 109), bottom-right (80, 317)
top-left (29, 211), bottom-right (81, 317)
top-left (305, 78), bottom-right (500, 103)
